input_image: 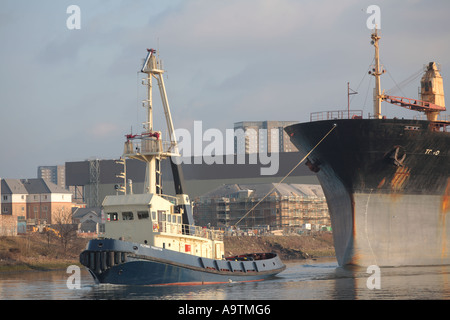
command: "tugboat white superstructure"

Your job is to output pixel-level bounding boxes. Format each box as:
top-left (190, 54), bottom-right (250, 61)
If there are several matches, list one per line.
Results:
top-left (80, 49), bottom-right (285, 285)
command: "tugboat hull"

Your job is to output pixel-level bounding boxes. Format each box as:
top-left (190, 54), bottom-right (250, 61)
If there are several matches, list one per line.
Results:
top-left (80, 239), bottom-right (286, 285)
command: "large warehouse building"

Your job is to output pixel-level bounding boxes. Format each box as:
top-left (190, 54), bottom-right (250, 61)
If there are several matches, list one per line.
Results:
top-left (65, 152), bottom-right (319, 208)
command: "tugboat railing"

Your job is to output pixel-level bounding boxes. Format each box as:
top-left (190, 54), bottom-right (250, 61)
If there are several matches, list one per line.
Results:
top-left (124, 138), bottom-right (176, 157)
top-left (157, 221), bottom-right (224, 241)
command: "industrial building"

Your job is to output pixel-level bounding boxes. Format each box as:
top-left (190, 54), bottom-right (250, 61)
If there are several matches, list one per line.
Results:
top-left (64, 152), bottom-right (320, 209)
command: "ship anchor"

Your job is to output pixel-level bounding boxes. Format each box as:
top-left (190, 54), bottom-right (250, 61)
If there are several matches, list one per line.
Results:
top-left (386, 146), bottom-right (406, 167)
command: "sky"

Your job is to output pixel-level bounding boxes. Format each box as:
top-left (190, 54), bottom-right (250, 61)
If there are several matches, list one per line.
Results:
top-left (1, 0), bottom-right (450, 179)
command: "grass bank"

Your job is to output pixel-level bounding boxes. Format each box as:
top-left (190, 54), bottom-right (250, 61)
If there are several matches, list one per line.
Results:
top-left (0, 233), bottom-right (88, 273)
top-left (224, 232), bottom-right (335, 260)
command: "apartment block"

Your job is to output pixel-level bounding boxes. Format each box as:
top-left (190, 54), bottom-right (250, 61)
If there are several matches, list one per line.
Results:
top-left (233, 121), bottom-right (299, 154)
top-left (0, 178), bottom-right (73, 235)
top-left (37, 165), bottom-right (66, 189)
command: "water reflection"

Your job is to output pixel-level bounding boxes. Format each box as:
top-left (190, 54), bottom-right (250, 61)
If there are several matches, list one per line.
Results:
top-left (331, 264), bottom-right (450, 300)
top-left (82, 282), bottom-right (228, 300)
top-left (0, 269), bottom-right (85, 300)
top-left (1, 259), bottom-right (449, 300)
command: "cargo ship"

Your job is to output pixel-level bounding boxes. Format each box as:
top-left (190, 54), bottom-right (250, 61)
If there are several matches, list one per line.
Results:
top-left (285, 29), bottom-right (449, 267)
top-left (79, 49), bottom-right (285, 285)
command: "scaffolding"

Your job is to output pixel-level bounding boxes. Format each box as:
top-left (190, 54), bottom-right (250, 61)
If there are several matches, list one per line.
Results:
top-left (194, 191), bottom-right (330, 231)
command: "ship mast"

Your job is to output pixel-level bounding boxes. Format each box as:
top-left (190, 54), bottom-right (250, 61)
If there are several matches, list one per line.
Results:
top-left (123, 49), bottom-right (179, 194)
top-left (368, 30), bottom-right (446, 121)
top-left (122, 49), bottom-right (195, 228)
top-left (370, 28), bottom-right (384, 119)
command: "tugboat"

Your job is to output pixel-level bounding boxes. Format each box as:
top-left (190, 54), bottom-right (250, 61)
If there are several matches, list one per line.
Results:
top-left (79, 48), bottom-right (285, 285)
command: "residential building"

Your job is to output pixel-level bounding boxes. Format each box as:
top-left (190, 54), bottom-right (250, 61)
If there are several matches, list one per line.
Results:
top-left (0, 179), bottom-right (27, 235)
top-left (72, 207), bottom-right (103, 236)
top-left (0, 178), bottom-right (73, 235)
top-left (233, 121), bottom-right (299, 154)
top-left (37, 165), bottom-right (66, 189)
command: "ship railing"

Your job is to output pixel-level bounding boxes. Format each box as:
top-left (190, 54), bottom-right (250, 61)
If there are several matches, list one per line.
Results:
top-left (124, 138), bottom-right (176, 157)
top-left (414, 114), bottom-right (450, 132)
top-left (160, 194), bottom-right (178, 205)
top-left (158, 221), bottom-right (224, 241)
top-left (430, 122), bottom-right (450, 132)
top-left (413, 114), bottom-right (450, 122)
top-left (310, 110), bottom-right (363, 122)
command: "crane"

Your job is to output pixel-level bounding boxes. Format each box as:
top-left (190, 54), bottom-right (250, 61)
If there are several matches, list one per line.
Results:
top-left (382, 94), bottom-right (446, 118)
top-left (369, 30), bottom-right (447, 122)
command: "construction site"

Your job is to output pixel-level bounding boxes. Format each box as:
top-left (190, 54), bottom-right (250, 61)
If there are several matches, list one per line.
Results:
top-left (194, 183), bottom-right (330, 233)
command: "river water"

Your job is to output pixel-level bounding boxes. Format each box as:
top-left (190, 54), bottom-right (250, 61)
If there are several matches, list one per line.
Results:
top-left (1, 258), bottom-right (449, 301)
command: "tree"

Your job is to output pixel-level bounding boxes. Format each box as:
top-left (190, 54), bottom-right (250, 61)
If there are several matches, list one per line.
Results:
top-left (51, 207), bottom-right (78, 254)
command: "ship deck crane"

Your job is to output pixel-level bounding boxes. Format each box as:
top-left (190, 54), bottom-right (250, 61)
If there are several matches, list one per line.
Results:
top-left (370, 30), bottom-right (447, 123)
top-left (382, 94), bottom-right (446, 113)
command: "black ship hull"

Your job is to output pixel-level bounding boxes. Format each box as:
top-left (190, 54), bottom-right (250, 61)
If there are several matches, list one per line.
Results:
top-left (285, 119), bottom-right (450, 267)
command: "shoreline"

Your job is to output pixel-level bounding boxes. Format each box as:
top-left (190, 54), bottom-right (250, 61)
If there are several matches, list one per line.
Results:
top-left (0, 262), bottom-right (81, 273)
top-left (0, 233), bottom-right (87, 274)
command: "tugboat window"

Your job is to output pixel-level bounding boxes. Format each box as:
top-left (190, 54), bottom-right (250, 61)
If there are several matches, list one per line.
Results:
top-left (122, 212), bottom-right (134, 220)
top-left (107, 212), bottom-right (118, 221)
top-left (138, 211), bottom-right (149, 220)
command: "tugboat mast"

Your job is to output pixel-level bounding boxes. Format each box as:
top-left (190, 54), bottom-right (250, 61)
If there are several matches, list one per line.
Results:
top-left (123, 49), bottom-right (178, 194)
top-left (122, 48), bottom-right (195, 228)
top-left (144, 52), bottom-right (153, 133)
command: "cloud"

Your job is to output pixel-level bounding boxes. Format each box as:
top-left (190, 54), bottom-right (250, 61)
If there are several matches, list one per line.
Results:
top-left (1, 0), bottom-right (450, 179)
top-left (88, 122), bottom-right (119, 138)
